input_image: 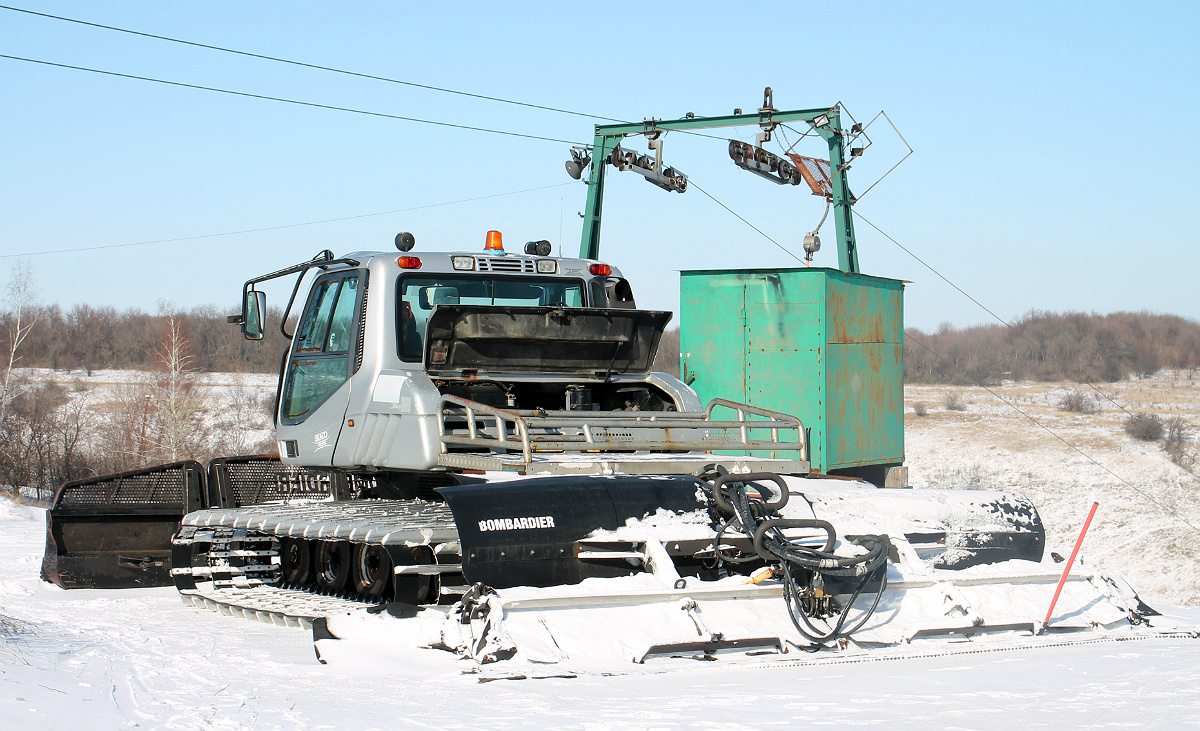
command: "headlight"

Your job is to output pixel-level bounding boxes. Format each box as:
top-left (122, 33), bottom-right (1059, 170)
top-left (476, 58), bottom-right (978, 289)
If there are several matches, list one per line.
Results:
top-left (452, 256), bottom-right (476, 271)
top-left (536, 259), bottom-right (557, 274)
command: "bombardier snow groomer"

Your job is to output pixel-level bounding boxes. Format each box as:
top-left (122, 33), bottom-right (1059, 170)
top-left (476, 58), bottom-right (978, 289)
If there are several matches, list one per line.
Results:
top-left (43, 95), bottom-right (1155, 667)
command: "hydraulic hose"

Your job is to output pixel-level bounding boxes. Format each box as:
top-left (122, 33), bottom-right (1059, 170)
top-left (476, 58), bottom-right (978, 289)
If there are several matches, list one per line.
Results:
top-left (704, 474), bottom-right (891, 647)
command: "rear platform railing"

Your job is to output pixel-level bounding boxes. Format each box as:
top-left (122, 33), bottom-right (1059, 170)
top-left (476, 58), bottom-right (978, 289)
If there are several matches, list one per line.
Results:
top-left (436, 395), bottom-right (807, 462)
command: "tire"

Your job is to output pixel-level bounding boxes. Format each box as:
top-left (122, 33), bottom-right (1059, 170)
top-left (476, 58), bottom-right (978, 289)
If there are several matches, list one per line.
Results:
top-left (314, 540), bottom-right (351, 593)
top-left (279, 538), bottom-right (311, 586)
top-left (352, 543), bottom-right (392, 598)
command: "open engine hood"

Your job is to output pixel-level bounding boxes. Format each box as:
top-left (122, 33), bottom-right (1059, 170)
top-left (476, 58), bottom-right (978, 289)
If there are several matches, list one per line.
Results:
top-left (424, 305), bottom-right (671, 376)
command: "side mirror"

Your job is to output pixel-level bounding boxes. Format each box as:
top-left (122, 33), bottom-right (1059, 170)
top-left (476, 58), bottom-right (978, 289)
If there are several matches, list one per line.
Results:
top-left (242, 290), bottom-right (266, 340)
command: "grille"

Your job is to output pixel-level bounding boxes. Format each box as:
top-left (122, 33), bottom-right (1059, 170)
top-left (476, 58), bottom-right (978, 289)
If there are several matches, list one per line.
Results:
top-left (213, 457), bottom-right (334, 507)
top-left (475, 256), bottom-right (534, 273)
top-left (55, 461), bottom-right (202, 508)
top-left (354, 275), bottom-right (368, 373)
top-left (417, 472), bottom-right (458, 501)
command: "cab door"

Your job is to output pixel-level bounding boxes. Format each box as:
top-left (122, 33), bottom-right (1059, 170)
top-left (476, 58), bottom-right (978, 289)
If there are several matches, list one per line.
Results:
top-left (278, 271), bottom-right (364, 466)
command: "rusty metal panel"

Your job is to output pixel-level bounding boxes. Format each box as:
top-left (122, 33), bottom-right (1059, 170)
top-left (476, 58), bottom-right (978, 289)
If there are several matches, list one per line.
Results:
top-left (679, 274), bottom-right (747, 403)
top-left (742, 273), bottom-right (825, 467)
top-left (825, 342), bottom-right (903, 468)
top-left (679, 266), bottom-right (904, 475)
top-left (827, 277), bottom-right (902, 344)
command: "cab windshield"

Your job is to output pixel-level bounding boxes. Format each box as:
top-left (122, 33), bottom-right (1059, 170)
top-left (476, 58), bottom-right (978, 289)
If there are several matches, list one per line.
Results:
top-left (397, 275), bottom-right (584, 362)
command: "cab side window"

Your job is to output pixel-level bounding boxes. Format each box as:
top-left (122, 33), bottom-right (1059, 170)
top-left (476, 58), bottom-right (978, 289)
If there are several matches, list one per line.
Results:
top-left (281, 274), bottom-right (362, 423)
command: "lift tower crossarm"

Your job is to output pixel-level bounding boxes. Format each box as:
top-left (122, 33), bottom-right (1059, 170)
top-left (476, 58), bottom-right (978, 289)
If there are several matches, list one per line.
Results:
top-left (578, 105), bottom-right (859, 273)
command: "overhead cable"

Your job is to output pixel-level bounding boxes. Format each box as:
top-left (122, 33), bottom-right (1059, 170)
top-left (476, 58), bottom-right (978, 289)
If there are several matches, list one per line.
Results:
top-left (0, 4), bottom-right (625, 123)
top-left (854, 210), bottom-right (1200, 451)
top-left (905, 333), bottom-right (1200, 538)
top-left (688, 180), bottom-right (805, 265)
top-left (1, 182), bottom-right (576, 259)
top-left (0, 54), bottom-right (583, 145)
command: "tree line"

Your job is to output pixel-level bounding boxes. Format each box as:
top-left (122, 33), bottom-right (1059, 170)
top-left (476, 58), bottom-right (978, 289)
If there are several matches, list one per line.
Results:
top-left (0, 262), bottom-right (278, 496)
top-left (904, 310), bottom-right (1200, 385)
top-left (7, 304), bottom-right (1193, 386)
top-left (3, 302), bottom-right (290, 375)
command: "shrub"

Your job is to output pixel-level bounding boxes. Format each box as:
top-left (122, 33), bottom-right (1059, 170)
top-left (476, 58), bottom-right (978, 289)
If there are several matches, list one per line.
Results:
top-left (1058, 389), bottom-right (1097, 413)
top-left (1124, 412), bottom-right (1164, 442)
top-left (1164, 416), bottom-right (1190, 450)
top-left (944, 392), bottom-right (966, 412)
top-left (912, 402), bottom-right (928, 417)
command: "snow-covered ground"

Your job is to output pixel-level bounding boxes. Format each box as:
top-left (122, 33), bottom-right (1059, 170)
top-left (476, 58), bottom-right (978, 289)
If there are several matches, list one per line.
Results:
top-left (4, 370), bottom-right (1200, 728)
top-left (2, 499), bottom-right (1199, 729)
top-left (905, 372), bottom-right (1200, 607)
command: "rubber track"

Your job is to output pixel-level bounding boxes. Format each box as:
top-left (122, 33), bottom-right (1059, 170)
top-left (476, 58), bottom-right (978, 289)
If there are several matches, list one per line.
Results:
top-left (180, 499), bottom-right (459, 545)
top-left (176, 499), bottom-right (461, 624)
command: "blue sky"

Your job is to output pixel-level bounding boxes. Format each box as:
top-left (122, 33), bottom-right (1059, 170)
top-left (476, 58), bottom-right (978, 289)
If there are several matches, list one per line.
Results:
top-left (2, 1), bottom-right (1196, 330)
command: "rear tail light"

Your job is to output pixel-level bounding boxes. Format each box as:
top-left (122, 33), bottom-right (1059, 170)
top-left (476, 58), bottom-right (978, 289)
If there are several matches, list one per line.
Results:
top-left (589, 263), bottom-right (612, 276)
top-left (397, 256), bottom-right (422, 269)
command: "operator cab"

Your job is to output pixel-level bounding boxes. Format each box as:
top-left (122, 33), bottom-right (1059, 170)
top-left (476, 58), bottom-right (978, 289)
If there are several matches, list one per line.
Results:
top-left (242, 231), bottom-right (654, 438)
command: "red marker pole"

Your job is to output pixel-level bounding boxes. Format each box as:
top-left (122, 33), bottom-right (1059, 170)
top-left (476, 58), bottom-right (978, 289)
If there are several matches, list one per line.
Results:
top-left (1043, 501), bottom-right (1100, 629)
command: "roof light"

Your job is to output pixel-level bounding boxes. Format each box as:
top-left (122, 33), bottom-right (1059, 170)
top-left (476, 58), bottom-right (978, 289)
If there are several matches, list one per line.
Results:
top-left (589, 263), bottom-right (612, 276)
top-left (397, 256), bottom-right (422, 269)
top-left (485, 230), bottom-right (504, 251)
top-left (452, 255), bottom-right (476, 271)
top-left (536, 259), bottom-right (557, 274)
top-left (524, 240), bottom-right (552, 256)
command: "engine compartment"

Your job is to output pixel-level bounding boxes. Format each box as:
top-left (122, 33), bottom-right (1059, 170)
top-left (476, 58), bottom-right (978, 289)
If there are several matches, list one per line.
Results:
top-left (434, 378), bottom-right (679, 412)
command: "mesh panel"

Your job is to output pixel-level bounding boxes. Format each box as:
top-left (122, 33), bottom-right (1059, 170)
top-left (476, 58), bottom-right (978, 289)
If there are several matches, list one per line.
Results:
top-left (417, 472), bottom-right (457, 501)
top-left (354, 278), bottom-right (368, 373)
top-left (212, 457), bottom-right (458, 506)
top-left (219, 458), bottom-right (335, 506)
top-left (57, 465), bottom-right (191, 507)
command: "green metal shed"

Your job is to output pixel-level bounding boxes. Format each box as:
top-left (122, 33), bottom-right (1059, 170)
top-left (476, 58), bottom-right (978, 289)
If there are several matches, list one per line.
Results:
top-left (679, 266), bottom-right (906, 486)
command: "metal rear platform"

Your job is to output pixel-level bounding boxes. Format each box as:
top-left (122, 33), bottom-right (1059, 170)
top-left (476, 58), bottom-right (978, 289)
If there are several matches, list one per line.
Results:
top-left (437, 396), bottom-right (810, 475)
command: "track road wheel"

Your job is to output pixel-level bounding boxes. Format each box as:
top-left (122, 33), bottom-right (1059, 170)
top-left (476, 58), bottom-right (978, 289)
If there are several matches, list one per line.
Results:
top-left (279, 538), bottom-right (311, 586)
top-left (353, 544), bottom-right (393, 598)
top-left (315, 540), bottom-right (351, 593)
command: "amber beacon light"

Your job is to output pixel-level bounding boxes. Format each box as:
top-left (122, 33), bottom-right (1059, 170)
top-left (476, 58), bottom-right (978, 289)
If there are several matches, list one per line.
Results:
top-left (484, 230), bottom-right (504, 251)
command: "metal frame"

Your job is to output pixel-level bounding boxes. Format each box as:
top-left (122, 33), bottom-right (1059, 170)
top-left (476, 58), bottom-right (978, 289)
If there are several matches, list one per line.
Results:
top-left (435, 395), bottom-right (807, 464)
top-left (578, 104), bottom-right (860, 273)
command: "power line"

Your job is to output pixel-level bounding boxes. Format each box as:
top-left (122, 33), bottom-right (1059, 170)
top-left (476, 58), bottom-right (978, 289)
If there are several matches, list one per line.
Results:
top-left (906, 332), bottom-right (1200, 537)
top-left (0, 4), bottom-right (626, 124)
top-left (855, 210), bottom-right (1200, 466)
top-left (0, 54), bottom-right (583, 145)
top-left (0, 5), bottom-right (755, 146)
top-left (689, 180), bottom-right (805, 265)
top-left (692, 192), bottom-right (1200, 533)
top-left (1, 182), bottom-right (576, 259)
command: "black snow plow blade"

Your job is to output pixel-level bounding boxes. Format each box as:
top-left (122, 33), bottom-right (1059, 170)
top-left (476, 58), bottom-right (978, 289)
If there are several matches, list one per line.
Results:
top-left (41, 461), bottom-right (206, 589)
top-left (439, 474), bottom-right (707, 588)
top-left (440, 474), bottom-right (1049, 592)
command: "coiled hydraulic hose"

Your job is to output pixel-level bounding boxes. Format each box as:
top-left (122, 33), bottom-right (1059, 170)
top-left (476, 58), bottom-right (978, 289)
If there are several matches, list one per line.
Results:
top-left (706, 472), bottom-right (891, 647)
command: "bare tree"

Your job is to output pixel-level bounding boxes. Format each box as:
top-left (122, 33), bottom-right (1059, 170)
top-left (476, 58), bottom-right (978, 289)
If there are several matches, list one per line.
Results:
top-left (147, 303), bottom-right (210, 463)
top-left (0, 260), bottom-right (43, 432)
